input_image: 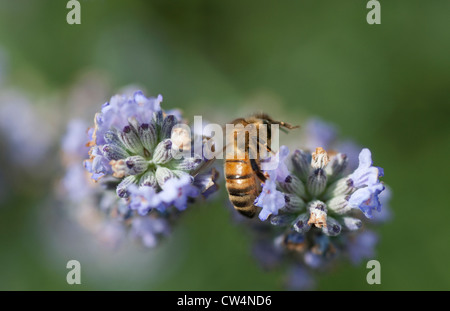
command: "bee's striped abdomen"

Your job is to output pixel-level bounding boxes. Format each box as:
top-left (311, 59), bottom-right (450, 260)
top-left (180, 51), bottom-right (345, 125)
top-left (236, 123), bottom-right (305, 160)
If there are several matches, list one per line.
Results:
top-left (225, 159), bottom-right (260, 218)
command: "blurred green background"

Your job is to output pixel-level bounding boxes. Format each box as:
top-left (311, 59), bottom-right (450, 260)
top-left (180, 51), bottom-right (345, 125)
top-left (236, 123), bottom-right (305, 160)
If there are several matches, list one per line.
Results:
top-left (0, 0), bottom-right (449, 290)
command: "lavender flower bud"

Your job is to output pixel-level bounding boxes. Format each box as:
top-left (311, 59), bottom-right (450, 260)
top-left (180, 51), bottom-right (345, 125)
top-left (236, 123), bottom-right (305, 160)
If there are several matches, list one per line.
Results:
top-left (323, 217), bottom-right (342, 236)
top-left (278, 174), bottom-right (306, 198)
top-left (152, 139), bottom-right (173, 164)
top-left (155, 166), bottom-right (175, 186)
top-left (127, 117), bottom-right (141, 133)
top-left (325, 153), bottom-right (348, 182)
top-left (104, 130), bottom-right (126, 149)
top-left (172, 170), bottom-right (190, 179)
top-left (161, 115), bottom-right (177, 139)
top-left (110, 156), bottom-right (148, 178)
top-left (116, 175), bottom-right (138, 198)
top-left (326, 195), bottom-right (352, 215)
top-left (139, 170), bottom-right (157, 187)
top-left (306, 148), bottom-right (329, 196)
top-left (102, 144), bottom-right (129, 161)
top-left (323, 177), bottom-right (354, 200)
top-left (153, 111), bottom-right (164, 131)
top-left (281, 193), bottom-right (306, 213)
top-left (307, 168), bottom-right (327, 196)
top-left (291, 149), bottom-right (311, 181)
top-left (171, 157), bottom-right (202, 171)
top-left (342, 217), bottom-right (363, 231)
top-left (119, 125), bottom-right (144, 155)
top-left (138, 123), bottom-right (158, 154)
top-left (124, 155), bottom-right (149, 175)
top-left (269, 214), bottom-right (296, 226)
top-left (293, 213), bottom-right (311, 234)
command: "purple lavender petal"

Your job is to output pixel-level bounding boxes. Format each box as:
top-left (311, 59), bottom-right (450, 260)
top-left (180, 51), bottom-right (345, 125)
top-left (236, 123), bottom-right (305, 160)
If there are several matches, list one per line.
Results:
top-left (160, 175), bottom-right (200, 211)
top-left (285, 265), bottom-right (316, 291)
top-left (130, 216), bottom-right (170, 248)
top-left (348, 183), bottom-right (384, 218)
top-left (304, 251), bottom-right (324, 269)
top-left (255, 171), bottom-right (286, 221)
top-left (336, 139), bottom-right (361, 172)
top-left (303, 117), bottom-right (338, 151)
top-left (62, 119), bottom-right (90, 158)
top-left (347, 231), bottom-right (379, 265)
top-left (128, 184), bottom-right (163, 215)
top-left (350, 148), bottom-right (382, 188)
top-left (94, 92), bottom-right (162, 145)
top-left (371, 186), bottom-right (393, 223)
top-left (62, 164), bottom-right (95, 202)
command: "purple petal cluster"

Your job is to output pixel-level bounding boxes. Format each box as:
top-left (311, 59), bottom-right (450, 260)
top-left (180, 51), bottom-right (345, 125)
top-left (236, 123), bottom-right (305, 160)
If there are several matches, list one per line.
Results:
top-left (93, 91), bottom-right (163, 146)
top-left (348, 148), bottom-right (385, 218)
top-left (255, 170), bottom-right (286, 221)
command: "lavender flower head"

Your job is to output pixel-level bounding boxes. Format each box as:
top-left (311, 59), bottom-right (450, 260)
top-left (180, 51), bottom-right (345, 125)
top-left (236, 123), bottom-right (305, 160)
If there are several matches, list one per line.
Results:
top-left (60, 90), bottom-right (218, 248)
top-left (246, 118), bottom-right (391, 290)
top-left (84, 91), bottom-right (217, 212)
top-left (258, 145), bottom-right (385, 225)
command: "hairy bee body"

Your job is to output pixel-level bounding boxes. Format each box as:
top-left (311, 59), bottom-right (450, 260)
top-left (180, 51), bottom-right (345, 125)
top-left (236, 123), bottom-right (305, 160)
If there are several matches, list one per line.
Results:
top-left (225, 114), bottom-right (298, 218)
top-left (225, 158), bottom-right (262, 218)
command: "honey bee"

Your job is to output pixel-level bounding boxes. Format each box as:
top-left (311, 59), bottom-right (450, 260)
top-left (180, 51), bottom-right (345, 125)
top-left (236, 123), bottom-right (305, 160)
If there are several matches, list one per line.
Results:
top-left (224, 113), bottom-right (298, 218)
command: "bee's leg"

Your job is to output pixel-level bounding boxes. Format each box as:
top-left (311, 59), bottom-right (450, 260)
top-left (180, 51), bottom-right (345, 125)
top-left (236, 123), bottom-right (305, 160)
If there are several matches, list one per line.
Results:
top-left (255, 136), bottom-right (275, 155)
top-left (250, 158), bottom-right (267, 182)
top-left (278, 121), bottom-right (300, 130)
top-left (264, 144), bottom-right (273, 153)
top-left (190, 158), bottom-right (215, 177)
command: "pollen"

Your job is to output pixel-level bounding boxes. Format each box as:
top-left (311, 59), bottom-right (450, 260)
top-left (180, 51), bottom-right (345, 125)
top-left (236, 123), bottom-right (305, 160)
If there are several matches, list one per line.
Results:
top-left (110, 159), bottom-right (126, 178)
top-left (307, 212), bottom-right (327, 228)
top-left (311, 147), bottom-right (330, 169)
